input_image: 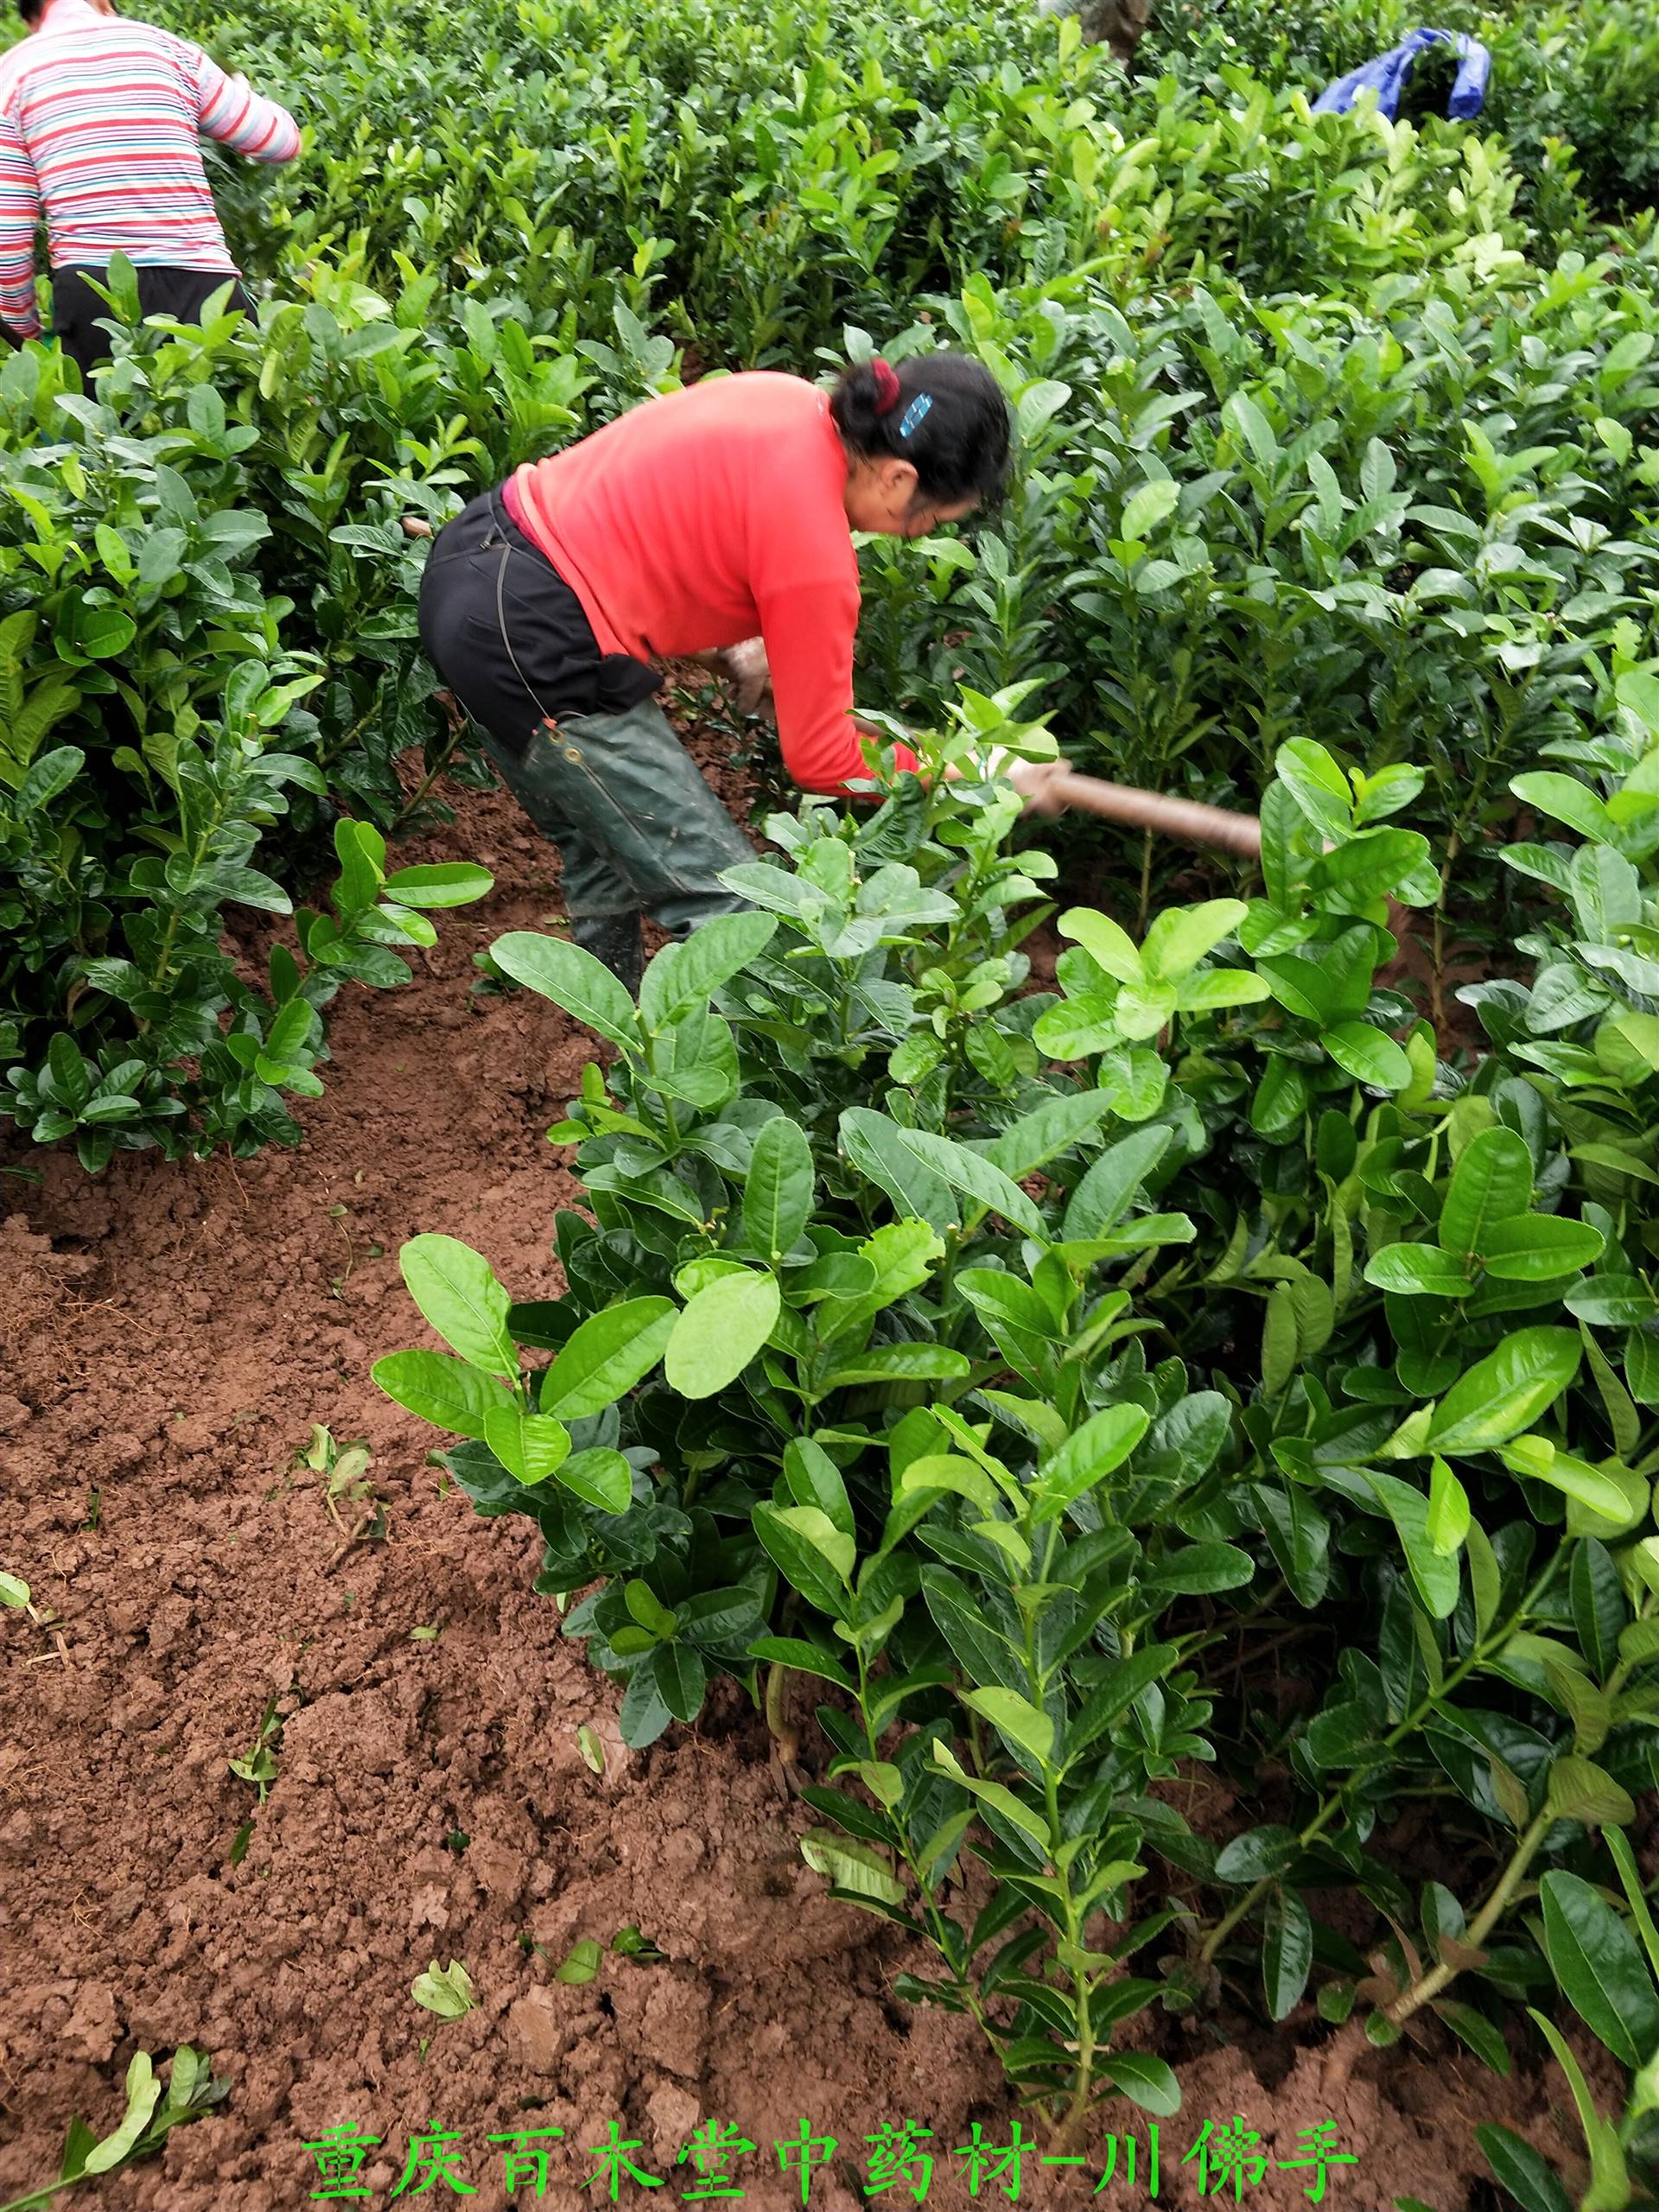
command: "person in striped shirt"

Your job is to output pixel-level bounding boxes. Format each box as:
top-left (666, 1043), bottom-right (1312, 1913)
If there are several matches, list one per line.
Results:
top-left (0, 0), bottom-right (300, 376)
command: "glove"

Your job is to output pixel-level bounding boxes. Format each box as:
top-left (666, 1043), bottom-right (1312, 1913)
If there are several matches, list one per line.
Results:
top-left (717, 638), bottom-right (772, 718)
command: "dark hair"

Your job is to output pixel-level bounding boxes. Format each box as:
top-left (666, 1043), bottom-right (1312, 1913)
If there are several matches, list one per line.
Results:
top-left (830, 352), bottom-right (1011, 508)
top-left (16, 0), bottom-right (47, 22)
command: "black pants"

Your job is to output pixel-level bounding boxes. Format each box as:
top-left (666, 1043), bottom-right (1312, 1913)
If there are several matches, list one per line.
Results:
top-left (49, 264), bottom-right (254, 378)
top-left (416, 487), bottom-right (753, 988)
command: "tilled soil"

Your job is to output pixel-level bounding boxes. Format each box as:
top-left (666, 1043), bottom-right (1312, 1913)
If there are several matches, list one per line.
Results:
top-left (1, 729), bottom-right (1581, 2211)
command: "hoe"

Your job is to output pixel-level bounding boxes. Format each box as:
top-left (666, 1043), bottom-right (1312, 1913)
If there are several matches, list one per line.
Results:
top-left (401, 516), bottom-right (1262, 859)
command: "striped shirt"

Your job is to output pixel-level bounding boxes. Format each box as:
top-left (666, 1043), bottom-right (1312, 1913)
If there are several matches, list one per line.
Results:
top-left (0, 0), bottom-right (299, 338)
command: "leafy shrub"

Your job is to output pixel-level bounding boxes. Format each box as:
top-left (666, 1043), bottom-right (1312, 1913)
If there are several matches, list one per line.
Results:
top-left (0, 283), bottom-right (515, 1162)
top-left (378, 706), bottom-right (1658, 2153)
top-left (11, 0), bottom-right (1659, 1166)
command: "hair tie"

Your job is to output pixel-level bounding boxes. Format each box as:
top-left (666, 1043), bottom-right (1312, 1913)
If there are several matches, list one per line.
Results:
top-left (870, 357), bottom-right (901, 415)
top-left (898, 392), bottom-right (933, 441)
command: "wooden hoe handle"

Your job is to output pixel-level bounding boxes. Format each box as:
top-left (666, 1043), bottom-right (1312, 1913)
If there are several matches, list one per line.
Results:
top-left (1046, 768), bottom-right (1262, 858)
top-left (398, 513), bottom-right (1258, 860)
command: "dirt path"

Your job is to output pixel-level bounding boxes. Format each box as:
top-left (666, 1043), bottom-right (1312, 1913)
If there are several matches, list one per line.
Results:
top-left (0, 742), bottom-right (1562, 2212)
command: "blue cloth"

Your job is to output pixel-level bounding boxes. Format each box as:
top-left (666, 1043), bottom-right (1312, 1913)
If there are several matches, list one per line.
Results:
top-left (1313, 29), bottom-right (1491, 121)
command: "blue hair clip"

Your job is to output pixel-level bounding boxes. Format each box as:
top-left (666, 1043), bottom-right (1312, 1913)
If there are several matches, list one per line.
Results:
top-left (898, 392), bottom-right (933, 440)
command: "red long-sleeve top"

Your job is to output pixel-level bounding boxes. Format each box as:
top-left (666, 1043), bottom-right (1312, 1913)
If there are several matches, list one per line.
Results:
top-left (507, 372), bottom-right (920, 797)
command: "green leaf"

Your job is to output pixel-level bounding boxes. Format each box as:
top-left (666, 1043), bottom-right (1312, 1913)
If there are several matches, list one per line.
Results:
top-left (557, 1446), bottom-right (633, 1513)
top-left (1062, 1125), bottom-right (1173, 1242)
top-left (1540, 1872), bottom-right (1659, 2067)
top-left (650, 1641), bottom-right (706, 1723)
top-left (1571, 1540), bottom-right (1628, 1677)
top-left (920, 1567), bottom-right (1025, 1692)
top-left (985, 1090), bottom-right (1116, 1181)
top-left (1263, 1885), bottom-right (1313, 2022)
top-left (1061, 1645), bottom-right (1179, 1766)
top-left (1325, 1021), bottom-right (1413, 1090)
top-left (855, 1219), bottom-right (945, 1307)
top-left (1096, 2051), bottom-right (1180, 2118)
top-left (1606, 1828), bottom-right (1659, 1983)
top-left (1276, 738), bottom-right (1353, 842)
top-left (16, 745), bottom-right (83, 813)
top-left (747, 1636), bottom-right (855, 1693)
top-left (380, 862), bottom-right (493, 908)
top-left (1481, 1216), bottom-right (1604, 1281)
top-left (1141, 1542), bottom-right (1254, 1596)
top-left (1510, 772), bottom-right (1618, 844)
top-left (1426, 1457), bottom-right (1471, 1557)
top-left (899, 1452), bottom-right (1005, 1518)
top-left (556, 1939), bottom-right (603, 1986)
top-left (399, 1236), bottom-right (518, 1378)
top-left (1119, 478), bottom-right (1180, 543)
top-left (754, 1503), bottom-right (854, 1613)
top-left (491, 930), bottom-right (639, 1052)
top-left (1433, 1999), bottom-right (1511, 2076)
top-left (1477, 2124), bottom-right (1572, 2212)
top-left (1440, 1128), bottom-right (1534, 1259)
top-left (1427, 1330), bottom-right (1581, 1455)
top-left (484, 1404), bottom-right (570, 1487)
top-left (1526, 2009), bottom-right (1631, 2206)
top-left (1140, 898), bottom-right (1248, 984)
top-left (1309, 828), bottom-right (1431, 909)
top-left (410, 1960), bottom-right (476, 2018)
top-left (69, 603), bottom-right (138, 661)
top-left (840, 1106), bottom-right (957, 1231)
top-left (79, 2052), bottom-right (162, 2175)
top-left (664, 1271), bottom-right (781, 1399)
top-left (799, 1829), bottom-right (906, 1909)
top-left (1213, 1825), bottom-right (1301, 1883)
top-left (540, 1298), bottom-right (676, 1418)
top-left (930, 1741), bottom-right (1049, 1848)
top-left (784, 1437), bottom-right (855, 1538)
top-left (891, 1126), bottom-right (1046, 1236)
top-left (1364, 1471), bottom-right (1461, 1619)
top-left (743, 1116), bottom-right (815, 1263)
top-left (961, 1686), bottom-right (1055, 1764)
top-left (371, 1350), bottom-right (507, 1441)
top-left (1030, 1404), bottom-right (1151, 1523)
top-left (1500, 1438), bottom-right (1635, 1523)
top-left (1262, 1283), bottom-right (1298, 1397)
top-left (1057, 906), bottom-right (1143, 984)
top-left (820, 1344), bottom-right (971, 1388)
top-left (0, 1571), bottom-right (29, 1607)
top-left (1365, 1244), bottom-right (1471, 1297)
top-left (1544, 1756), bottom-right (1637, 1829)
top-left (639, 911), bottom-right (778, 1030)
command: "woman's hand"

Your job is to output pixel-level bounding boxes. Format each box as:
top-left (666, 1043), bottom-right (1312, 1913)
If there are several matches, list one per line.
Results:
top-left (1004, 756), bottom-right (1071, 816)
top-left (718, 638), bottom-right (772, 717)
top-left (946, 747), bottom-right (1071, 815)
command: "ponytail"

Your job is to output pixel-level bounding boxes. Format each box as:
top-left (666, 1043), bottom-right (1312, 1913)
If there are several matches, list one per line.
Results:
top-left (830, 352), bottom-right (1012, 507)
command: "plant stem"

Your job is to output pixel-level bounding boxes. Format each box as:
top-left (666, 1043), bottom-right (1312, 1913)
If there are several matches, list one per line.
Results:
top-left (390, 725), bottom-right (464, 834)
top-left (1386, 1808), bottom-right (1552, 2029)
top-left (1197, 1550), bottom-right (1562, 1969)
top-left (1429, 829), bottom-right (1462, 1046)
top-left (763, 1659), bottom-right (797, 1761)
top-left (849, 1645), bottom-right (1000, 2062)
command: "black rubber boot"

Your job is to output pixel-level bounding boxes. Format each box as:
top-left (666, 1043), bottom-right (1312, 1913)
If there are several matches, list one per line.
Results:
top-left (573, 911), bottom-right (645, 999)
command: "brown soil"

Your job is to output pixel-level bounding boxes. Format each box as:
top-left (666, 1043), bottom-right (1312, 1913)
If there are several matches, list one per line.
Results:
top-left (0, 722), bottom-right (1581, 2212)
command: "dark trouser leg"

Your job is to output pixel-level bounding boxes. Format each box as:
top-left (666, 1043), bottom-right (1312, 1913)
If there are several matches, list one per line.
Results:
top-left (491, 700), bottom-right (754, 954)
top-left (417, 493), bottom-right (753, 992)
top-left (48, 264), bottom-right (255, 378)
top-left (473, 726), bottom-right (647, 995)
